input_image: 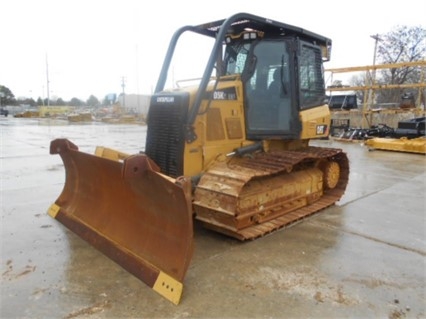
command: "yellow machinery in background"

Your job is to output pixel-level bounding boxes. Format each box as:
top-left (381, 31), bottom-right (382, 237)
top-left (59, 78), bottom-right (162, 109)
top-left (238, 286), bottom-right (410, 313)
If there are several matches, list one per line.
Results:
top-left (365, 137), bottom-right (426, 154)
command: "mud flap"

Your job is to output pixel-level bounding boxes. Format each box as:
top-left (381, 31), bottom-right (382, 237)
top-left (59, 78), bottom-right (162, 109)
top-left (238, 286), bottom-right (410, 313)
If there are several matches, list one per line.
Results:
top-left (47, 139), bottom-right (193, 304)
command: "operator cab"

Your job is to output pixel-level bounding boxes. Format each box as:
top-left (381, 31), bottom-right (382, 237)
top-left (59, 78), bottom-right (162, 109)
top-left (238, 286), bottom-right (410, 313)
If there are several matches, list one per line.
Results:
top-left (223, 31), bottom-right (327, 140)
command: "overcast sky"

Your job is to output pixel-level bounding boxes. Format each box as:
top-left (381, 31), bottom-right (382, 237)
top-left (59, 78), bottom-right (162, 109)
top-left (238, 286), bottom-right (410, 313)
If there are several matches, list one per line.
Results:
top-left (1, 0), bottom-right (425, 101)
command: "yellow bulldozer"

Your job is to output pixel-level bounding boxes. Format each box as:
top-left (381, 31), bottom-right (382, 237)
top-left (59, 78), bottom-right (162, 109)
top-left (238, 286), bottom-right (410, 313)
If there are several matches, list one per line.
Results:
top-left (48, 12), bottom-right (349, 304)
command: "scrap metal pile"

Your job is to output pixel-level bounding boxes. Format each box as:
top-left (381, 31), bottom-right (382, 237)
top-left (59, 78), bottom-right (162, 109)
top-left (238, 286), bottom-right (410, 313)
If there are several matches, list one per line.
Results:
top-left (334, 117), bottom-right (426, 154)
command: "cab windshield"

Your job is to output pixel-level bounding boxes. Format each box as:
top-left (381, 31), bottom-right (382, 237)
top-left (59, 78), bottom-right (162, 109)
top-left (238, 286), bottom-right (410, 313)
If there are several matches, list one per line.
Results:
top-left (223, 38), bottom-right (326, 139)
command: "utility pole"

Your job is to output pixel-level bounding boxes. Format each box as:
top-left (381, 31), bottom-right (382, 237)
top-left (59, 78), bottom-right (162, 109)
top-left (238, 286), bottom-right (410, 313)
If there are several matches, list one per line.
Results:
top-left (121, 76), bottom-right (126, 107)
top-left (363, 34), bottom-right (382, 127)
top-left (46, 53), bottom-right (50, 107)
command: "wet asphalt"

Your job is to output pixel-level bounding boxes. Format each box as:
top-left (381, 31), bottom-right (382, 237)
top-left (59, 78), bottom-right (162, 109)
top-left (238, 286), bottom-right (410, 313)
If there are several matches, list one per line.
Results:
top-left (1, 117), bottom-right (425, 319)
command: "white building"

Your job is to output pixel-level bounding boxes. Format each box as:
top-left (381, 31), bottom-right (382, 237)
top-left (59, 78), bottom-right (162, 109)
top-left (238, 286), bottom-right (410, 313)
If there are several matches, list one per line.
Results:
top-left (118, 94), bottom-right (151, 115)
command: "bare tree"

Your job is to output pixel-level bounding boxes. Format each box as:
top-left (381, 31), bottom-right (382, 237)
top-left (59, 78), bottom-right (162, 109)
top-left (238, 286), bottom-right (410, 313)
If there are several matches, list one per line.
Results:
top-left (349, 74), bottom-right (367, 103)
top-left (375, 25), bottom-right (426, 105)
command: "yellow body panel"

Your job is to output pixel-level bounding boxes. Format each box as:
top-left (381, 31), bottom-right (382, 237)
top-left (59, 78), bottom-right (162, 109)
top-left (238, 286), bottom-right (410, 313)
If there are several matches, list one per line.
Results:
top-left (299, 105), bottom-right (331, 139)
top-left (181, 80), bottom-right (332, 176)
top-left (182, 80), bottom-right (247, 176)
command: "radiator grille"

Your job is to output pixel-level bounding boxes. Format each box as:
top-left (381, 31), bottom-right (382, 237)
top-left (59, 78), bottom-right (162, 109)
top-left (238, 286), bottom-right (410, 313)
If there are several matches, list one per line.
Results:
top-left (145, 93), bottom-right (189, 177)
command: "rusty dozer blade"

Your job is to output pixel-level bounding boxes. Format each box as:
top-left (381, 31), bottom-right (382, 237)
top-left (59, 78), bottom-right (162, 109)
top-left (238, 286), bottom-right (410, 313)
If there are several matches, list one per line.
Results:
top-left (47, 139), bottom-right (193, 305)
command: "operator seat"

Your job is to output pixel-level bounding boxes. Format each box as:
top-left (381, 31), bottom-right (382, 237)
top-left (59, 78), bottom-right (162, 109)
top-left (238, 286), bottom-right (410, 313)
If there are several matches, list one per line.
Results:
top-left (268, 68), bottom-right (281, 95)
top-left (267, 68), bottom-right (291, 130)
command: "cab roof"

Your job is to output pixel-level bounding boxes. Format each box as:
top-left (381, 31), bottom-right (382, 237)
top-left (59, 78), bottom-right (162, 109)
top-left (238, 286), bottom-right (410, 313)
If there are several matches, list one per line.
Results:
top-left (192, 12), bottom-right (331, 49)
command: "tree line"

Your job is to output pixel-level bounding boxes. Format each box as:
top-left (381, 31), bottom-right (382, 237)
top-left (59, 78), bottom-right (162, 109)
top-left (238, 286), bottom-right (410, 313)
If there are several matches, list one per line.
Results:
top-left (0, 86), bottom-right (116, 108)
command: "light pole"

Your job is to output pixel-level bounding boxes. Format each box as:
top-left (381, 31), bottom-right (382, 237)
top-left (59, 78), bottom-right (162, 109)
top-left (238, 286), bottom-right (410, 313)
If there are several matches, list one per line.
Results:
top-left (370, 34), bottom-right (381, 85)
top-left (361, 34), bottom-right (382, 128)
top-left (371, 34), bottom-right (381, 66)
top-left (370, 34), bottom-right (382, 104)
top-left (365, 34), bottom-right (382, 127)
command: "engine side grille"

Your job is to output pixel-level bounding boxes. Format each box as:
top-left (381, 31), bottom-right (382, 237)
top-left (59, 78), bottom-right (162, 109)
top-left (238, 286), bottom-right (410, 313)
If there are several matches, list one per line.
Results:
top-left (145, 92), bottom-right (189, 178)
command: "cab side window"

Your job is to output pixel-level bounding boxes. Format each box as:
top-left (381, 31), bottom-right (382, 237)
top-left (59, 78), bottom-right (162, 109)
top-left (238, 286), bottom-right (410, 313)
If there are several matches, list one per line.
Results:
top-left (299, 44), bottom-right (326, 109)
